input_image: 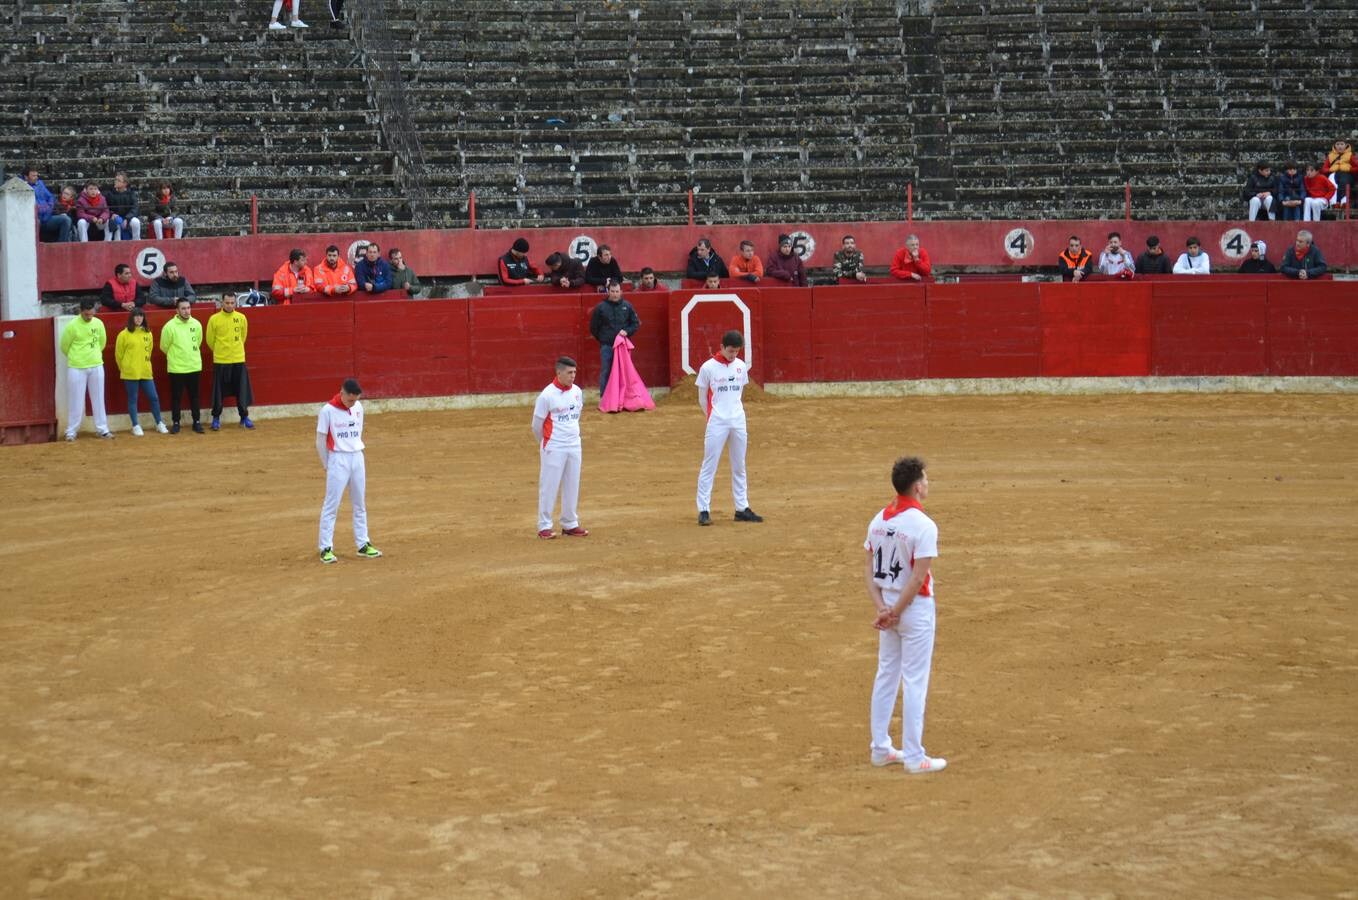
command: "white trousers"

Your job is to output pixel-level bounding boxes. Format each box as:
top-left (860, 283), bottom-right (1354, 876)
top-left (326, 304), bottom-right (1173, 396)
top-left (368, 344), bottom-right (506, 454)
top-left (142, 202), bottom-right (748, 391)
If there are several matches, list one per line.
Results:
top-left (272, 0), bottom-right (301, 19)
top-left (696, 419), bottom-right (747, 511)
top-left (1247, 196), bottom-right (1274, 220)
top-left (65, 364), bottom-right (108, 437)
top-left (107, 216), bottom-right (141, 241)
top-left (319, 451), bottom-right (368, 550)
top-left (153, 216), bottom-right (185, 239)
top-left (870, 595), bottom-right (936, 765)
top-left (1303, 197), bottom-right (1329, 221)
top-left (538, 447), bottom-right (581, 531)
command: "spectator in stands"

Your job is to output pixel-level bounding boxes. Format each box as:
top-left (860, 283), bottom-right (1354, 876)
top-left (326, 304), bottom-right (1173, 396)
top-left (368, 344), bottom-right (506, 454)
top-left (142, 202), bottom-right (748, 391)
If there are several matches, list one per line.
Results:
top-left (1135, 235), bottom-right (1171, 275)
top-left (75, 182), bottom-right (111, 242)
top-left (356, 241), bottom-right (394, 293)
top-left (1323, 139), bottom-right (1352, 207)
top-left (327, 0), bottom-right (346, 29)
top-left (55, 185), bottom-right (79, 232)
top-left (1279, 230), bottom-right (1327, 280)
top-left (686, 238), bottom-right (729, 281)
top-left (149, 262), bottom-right (197, 308)
top-left (765, 234), bottom-right (808, 287)
top-left (833, 235), bottom-right (869, 283)
top-left (1276, 162), bottom-right (1304, 222)
top-left (25, 166), bottom-right (72, 243)
top-left (105, 171), bottom-right (142, 241)
top-left (271, 249), bottom-right (317, 304)
top-left (585, 245), bottom-right (624, 290)
top-left (268, 0), bottom-right (308, 29)
top-left (100, 263), bottom-right (143, 311)
top-left (890, 234), bottom-right (932, 281)
top-left (115, 309), bottom-right (167, 436)
top-left (636, 267), bottom-right (661, 291)
top-left (730, 240), bottom-right (763, 283)
top-left (589, 281), bottom-right (640, 397)
top-left (703, 273), bottom-right (721, 289)
top-left (206, 294), bottom-right (254, 430)
top-left (1236, 240), bottom-right (1276, 274)
top-left (499, 238), bottom-right (544, 286)
top-left (1243, 162), bottom-right (1278, 221)
top-left (1097, 232), bottom-right (1135, 278)
top-left (1172, 236), bottom-right (1211, 275)
top-left (161, 298), bottom-right (204, 433)
top-left (545, 251), bottom-right (586, 290)
top-left (388, 248), bottom-right (422, 296)
top-left (313, 244), bottom-right (357, 297)
top-left (60, 299), bottom-right (113, 441)
top-left (1057, 236), bottom-right (1094, 282)
top-left (1303, 162), bottom-right (1333, 221)
top-left (151, 182), bottom-right (185, 240)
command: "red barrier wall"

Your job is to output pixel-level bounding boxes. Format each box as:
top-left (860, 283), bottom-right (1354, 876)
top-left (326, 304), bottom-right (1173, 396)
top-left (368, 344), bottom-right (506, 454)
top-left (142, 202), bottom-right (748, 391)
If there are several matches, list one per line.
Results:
top-left (355, 298), bottom-right (470, 399)
top-left (35, 219), bottom-right (1356, 295)
top-left (1151, 282), bottom-right (1269, 376)
top-left (1265, 281), bottom-right (1358, 376)
top-left (812, 285), bottom-right (928, 382)
top-left (1040, 282), bottom-right (1153, 376)
top-left (0, 318), bottom-right (57, 443)
top-left (760, 288), bottom-right (815, 383)
top-left (668, 289), bottom-right (765, 384)
top-left (925, 282), bottom-right (1043, 378)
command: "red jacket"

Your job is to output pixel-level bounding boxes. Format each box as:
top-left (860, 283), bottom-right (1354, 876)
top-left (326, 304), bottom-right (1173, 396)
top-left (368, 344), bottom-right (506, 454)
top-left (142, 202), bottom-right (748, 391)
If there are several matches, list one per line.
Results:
top-left (890, 247), bottom-right (932, 280)
top-left (1304, 173), bottom-right (1335, 199)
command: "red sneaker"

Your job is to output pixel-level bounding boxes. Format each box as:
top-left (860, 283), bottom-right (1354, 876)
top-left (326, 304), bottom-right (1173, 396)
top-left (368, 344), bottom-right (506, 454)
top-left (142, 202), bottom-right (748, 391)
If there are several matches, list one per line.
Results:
top-left (562, 526), bottom-right (590, 537)
top-left (537, 529), bottom-right (556, 540)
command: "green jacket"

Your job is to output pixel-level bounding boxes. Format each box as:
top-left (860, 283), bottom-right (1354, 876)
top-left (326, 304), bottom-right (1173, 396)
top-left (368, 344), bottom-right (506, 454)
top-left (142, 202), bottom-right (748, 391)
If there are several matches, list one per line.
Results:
top-left (159, 315), bottom-right (203, 374)
top-left (59, 315), bottom-right (107, 369)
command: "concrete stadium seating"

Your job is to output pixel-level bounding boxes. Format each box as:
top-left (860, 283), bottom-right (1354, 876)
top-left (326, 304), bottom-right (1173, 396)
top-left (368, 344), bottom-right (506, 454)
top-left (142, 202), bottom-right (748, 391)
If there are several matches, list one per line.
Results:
top-left (3, 0), bottom-right (1353, 234)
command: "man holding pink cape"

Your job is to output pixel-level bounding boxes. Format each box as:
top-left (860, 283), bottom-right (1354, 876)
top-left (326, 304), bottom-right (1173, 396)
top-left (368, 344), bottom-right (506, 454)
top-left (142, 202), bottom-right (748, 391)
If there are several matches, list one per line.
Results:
top-left (599, 331), bottom-right (655, 413)
top-left (588, 281), bottom-right (640, 398)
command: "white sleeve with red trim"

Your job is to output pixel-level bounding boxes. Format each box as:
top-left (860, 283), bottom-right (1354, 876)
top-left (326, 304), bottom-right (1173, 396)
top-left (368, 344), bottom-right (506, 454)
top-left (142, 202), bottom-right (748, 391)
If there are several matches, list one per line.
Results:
top-left (695, 359), bottom-right (713, 416)
top-left (532, 388), bottom-right (551, 443)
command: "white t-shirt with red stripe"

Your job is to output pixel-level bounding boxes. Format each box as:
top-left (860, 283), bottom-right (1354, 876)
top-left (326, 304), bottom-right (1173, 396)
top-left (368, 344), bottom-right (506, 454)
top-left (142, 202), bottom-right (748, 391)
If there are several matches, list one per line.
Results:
top-left (695, 354), bottom-right (749, 423)
top-left (317, 396), bottom-right (365, 452)
top-left (864, 497), bottom-right (938, 604)
top-left (533, 379), bottom-right (583, 451)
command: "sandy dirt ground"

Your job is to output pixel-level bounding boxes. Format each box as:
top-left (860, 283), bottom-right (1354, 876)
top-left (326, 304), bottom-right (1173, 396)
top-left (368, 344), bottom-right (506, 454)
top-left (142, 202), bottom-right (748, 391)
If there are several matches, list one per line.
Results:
top-left (1, 391), bottom-right (1356, 899)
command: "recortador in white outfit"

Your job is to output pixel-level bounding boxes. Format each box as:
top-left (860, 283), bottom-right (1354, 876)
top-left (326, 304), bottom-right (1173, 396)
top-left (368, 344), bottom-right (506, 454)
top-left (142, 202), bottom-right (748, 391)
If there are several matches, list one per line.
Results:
top-left (866, 498), bottom-right (940, 769)
top-left (695, 353), bottom-right (750, 512)
top-left (533, 377), bottom-right (584, 533)
top-left (317, 395), bottom-right (369, 550)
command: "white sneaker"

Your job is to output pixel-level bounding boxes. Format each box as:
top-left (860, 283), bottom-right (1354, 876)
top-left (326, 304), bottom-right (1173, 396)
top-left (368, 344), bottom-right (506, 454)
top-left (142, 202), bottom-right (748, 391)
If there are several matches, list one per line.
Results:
top-left (870, 747), bottom-right (906, 767)
top-left (131, 425), bottom-right (144, 436)
top-left (97, 431), bottom-right (115, 440)
top-left (64, 433), bottom-right (76, 442)
top-left (904, 756), bottom-right (947, 774)
top-left (155, 422), bottom-right (169, 434)
top-left (291, 18), bottom-right (309, 28)
top-left (268, 20), bottom-right (287, 30)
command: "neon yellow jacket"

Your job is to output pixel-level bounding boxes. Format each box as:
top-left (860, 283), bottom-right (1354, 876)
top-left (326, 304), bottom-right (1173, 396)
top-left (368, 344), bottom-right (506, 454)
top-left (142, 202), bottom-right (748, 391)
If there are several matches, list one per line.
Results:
top-left (205, 310), bottom-right (248, 364)
top-left (59, 315), bottom-right (106, 369)
top-left (159, 315), bottom-right (203, 374)
top-left (115, 327), bottom-right (155, 380)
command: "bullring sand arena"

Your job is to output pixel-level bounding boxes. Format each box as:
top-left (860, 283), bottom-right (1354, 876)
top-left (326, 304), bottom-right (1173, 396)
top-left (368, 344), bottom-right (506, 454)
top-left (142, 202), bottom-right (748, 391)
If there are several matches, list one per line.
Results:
top-left (2, 391), bottom-right (1356, 898)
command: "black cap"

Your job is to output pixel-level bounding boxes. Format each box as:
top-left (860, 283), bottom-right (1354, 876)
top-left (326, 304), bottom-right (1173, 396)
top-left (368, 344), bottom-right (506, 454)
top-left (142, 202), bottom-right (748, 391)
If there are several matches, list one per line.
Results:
top-left (512, 238), bottom-right (530, 253)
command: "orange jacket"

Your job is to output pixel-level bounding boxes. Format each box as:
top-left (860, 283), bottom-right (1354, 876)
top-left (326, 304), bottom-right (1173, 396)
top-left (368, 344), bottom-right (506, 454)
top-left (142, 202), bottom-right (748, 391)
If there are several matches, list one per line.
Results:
top-left (729, 253), bottom-right (764, 278)
top-left (271, 262), bottom-right (317, 304)
top-left (312, 259), bottom-right (357, 296)
top-left (1324, 146), bottom-right (1353, 175)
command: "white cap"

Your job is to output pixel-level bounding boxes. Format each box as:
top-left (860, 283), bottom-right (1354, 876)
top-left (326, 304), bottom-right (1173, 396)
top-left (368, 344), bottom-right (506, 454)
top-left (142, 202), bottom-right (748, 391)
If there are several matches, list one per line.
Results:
top-left (1253, 240), bottom-right (1267, 255)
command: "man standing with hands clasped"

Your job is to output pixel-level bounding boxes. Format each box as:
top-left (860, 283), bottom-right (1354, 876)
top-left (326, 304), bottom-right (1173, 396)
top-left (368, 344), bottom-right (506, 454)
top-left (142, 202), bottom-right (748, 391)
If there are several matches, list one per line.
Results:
top-left (695, 331), bottom-right (762, 526)
top-left (866, 456), bottom-right (945, 774)
top-left (532, 357), bottom-right (588, 540)
top-left (317, 378), bottom-right (382, 564)
top-left (206, 294), bottom-right (254, 430)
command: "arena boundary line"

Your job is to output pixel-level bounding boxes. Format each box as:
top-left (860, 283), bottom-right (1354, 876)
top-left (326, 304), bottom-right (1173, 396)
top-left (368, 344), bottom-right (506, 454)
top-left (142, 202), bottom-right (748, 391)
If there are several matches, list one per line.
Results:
top-left (764, 376), bottom-right (1358, 398)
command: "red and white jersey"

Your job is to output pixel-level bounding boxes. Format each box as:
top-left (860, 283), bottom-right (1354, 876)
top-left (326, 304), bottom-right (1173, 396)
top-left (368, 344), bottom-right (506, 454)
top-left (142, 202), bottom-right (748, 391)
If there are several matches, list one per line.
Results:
top-left (318, 395), bottom-right (365, 452)
top-left (864, 497), bottom-right (938, 603)
top-left (695, 354), bottom-right (749, 423)
top-left (533, 379), bottom-right (583, 450)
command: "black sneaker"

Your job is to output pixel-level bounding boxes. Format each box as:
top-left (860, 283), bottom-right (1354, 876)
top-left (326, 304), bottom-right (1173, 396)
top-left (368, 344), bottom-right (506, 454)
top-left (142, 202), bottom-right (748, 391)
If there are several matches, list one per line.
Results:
top-left (734, 507), bottom-right (764, 523)
top-left (171, 422), bottom-right (181, 434)
top-left (192, 422), bottom-right (205, 434)
top-left (698, 510), bottom-right (711, 526)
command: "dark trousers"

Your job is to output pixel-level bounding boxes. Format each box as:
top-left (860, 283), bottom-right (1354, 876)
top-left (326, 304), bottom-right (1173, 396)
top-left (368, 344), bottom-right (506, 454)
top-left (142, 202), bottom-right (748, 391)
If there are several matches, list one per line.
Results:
top-left (169, 371), bottom-right (200, 424)
top-left (211, 363), bottom-right (252, 418)
top-left (40, 214), bottom-right (73, 242)
top-left (328, 0), bottom-right (345, 20)
top-left (599, 343), bottom-right (615, 395)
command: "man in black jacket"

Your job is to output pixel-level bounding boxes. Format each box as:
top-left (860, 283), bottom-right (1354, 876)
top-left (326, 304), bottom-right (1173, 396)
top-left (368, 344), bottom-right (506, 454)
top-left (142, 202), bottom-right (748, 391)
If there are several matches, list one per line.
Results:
top-left (105, 171), bottom-right (142, 241)
top-left (149, 262), bottom-right (198, 308)
top-left (686, 238), bottom-right (729, 281)
top-left (545, 252), bottom-right (586, 290)
top-left (1134, 235), bottom-right (1172, 275)
top-left (589, 281), bottom-right (641, 396)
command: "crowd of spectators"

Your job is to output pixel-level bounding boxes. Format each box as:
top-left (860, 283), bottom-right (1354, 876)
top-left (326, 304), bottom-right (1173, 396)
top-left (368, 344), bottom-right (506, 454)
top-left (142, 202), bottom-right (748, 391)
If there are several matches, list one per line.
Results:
top-left (27, 166), bottom-right (188, 243)
top-left (1241, 141), bottom-right (1352, 222)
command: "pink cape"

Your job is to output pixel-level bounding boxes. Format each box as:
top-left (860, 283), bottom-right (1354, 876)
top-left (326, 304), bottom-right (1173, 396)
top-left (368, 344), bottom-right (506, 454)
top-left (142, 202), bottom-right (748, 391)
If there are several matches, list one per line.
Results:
top-left (599, 333), bottom-right (655, 413)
